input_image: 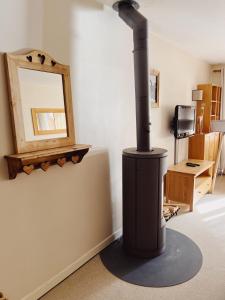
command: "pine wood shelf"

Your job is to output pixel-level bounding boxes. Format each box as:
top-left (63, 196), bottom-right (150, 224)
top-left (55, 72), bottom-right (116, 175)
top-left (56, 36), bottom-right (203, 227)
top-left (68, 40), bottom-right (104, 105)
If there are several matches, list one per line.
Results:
top-left (196, 84), bottom-right (222, 132)
top-left (195, 175), bottom-right (211, 189)
top-left (5, 144), bottom-right (91, 179)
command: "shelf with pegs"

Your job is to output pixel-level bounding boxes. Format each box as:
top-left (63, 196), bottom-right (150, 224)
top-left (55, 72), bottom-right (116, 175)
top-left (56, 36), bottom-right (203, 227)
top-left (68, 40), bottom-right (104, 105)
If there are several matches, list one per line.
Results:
top-left (5, 144), bottom-right (91, 179)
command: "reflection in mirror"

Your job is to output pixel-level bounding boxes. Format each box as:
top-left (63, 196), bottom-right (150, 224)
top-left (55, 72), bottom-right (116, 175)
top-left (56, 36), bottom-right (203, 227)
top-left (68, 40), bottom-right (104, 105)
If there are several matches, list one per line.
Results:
top-left (18, 68), bottom-right (67, 141)
top-left (31, 108), bottom-right (67, 136)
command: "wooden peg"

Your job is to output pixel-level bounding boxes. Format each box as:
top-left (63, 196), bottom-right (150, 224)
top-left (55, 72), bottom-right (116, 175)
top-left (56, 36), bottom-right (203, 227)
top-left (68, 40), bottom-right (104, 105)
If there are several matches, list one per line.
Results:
top-left (71, 155), bottom-right (80, 164)
top-left (41, 162), bottom-right (50, 172)
top-left (0, 292), bottom-right (7, 300)
top-left (23, 165), bottom-right (34, 175)
top-left (57, 157), bottom-right (66, 167)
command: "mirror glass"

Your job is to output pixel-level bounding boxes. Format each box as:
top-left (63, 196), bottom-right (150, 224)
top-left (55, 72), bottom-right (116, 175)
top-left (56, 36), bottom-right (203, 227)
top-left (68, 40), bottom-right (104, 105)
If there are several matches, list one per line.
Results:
top-left (18, 68), bottom-right (67, 141)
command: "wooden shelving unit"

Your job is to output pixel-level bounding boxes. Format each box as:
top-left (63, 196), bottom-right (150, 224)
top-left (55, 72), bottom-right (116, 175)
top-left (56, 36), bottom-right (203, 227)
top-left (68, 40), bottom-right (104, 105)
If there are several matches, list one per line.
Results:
top-left (165, 84), bottom-right (223, 211)
top-left (196, 84), bottom-right (222, 132)
top-left (189, 132), bottom-right (220, 167)
top-left (189, 83), bottom-right (222, 173)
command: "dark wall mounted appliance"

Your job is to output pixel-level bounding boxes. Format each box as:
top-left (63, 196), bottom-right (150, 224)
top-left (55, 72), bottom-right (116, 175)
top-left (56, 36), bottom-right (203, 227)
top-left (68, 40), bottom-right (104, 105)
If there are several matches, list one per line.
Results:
top-left (173, 105), bottom-right (196, 139)
top-left (113, 0), bottom-right (168, 258)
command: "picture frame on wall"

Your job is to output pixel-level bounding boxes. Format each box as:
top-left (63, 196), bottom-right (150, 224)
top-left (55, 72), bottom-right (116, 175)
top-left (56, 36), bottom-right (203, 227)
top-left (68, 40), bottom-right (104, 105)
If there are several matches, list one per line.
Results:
top-left (150, 70), bottom-right (160, 108)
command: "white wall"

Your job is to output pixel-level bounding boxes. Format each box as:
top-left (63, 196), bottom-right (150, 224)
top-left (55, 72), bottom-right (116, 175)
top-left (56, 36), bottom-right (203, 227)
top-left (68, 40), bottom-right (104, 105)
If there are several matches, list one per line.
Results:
top-left (0, 1), bottom-right (210, 299)
top-left (150, 33), bottom-right (210, 163)
top-left (0, 0), bottom-right (43, 52)
top-left (0, 2), bottom-right (113, 300)
top-left (43, 0), bottom-right (210, 228)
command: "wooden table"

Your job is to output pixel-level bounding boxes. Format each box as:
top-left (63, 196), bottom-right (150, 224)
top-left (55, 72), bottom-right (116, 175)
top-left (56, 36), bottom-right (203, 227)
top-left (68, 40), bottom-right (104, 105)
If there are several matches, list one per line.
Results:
top-left (166, 159), bottom-right (214, 211)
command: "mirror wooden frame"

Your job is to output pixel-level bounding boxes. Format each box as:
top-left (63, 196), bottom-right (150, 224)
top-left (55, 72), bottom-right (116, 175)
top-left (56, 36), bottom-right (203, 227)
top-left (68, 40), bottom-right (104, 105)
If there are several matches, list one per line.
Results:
top-left (5, 49), bottom-right (76, 153)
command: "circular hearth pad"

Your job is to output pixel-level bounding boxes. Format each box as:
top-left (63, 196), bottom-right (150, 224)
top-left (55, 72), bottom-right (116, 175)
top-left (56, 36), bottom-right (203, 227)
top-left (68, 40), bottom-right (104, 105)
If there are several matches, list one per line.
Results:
top-left (100, 229), bottom-right (202, 287)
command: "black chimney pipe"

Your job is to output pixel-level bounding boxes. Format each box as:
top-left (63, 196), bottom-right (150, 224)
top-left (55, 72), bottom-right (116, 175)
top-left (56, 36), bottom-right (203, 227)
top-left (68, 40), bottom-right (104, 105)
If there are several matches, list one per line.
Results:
top-left (113, 0), bottom-right (150, 152)
top-left (113, 0), bottom-right (168, 259)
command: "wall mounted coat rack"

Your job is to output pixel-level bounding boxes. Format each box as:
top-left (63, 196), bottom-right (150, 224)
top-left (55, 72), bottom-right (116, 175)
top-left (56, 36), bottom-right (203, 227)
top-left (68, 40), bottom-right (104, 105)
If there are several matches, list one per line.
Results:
top-left (5, 145), bottom-right (90, 179)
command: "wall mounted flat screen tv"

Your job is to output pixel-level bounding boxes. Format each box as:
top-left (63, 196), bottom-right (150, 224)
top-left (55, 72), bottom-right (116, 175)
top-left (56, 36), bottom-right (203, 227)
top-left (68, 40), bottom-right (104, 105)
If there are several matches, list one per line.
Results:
top-left (174, 105), bottom-right (196, 139)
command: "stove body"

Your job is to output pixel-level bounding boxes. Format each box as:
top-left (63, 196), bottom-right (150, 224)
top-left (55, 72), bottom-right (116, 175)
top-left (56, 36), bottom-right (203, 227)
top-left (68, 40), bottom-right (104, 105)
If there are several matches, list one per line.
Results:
top-left (123, 148), bottom-right (167, 258)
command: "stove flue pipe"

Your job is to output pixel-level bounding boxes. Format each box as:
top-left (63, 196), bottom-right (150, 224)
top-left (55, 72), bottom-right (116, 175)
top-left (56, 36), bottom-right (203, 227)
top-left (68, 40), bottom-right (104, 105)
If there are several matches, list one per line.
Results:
top-left (113, 0), bottom-right (150, 152)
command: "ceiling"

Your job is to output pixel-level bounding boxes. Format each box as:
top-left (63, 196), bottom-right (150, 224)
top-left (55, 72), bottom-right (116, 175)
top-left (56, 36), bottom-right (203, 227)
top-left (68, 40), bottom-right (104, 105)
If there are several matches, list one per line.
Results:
top-left (98, 0), bottom-right (225, 65)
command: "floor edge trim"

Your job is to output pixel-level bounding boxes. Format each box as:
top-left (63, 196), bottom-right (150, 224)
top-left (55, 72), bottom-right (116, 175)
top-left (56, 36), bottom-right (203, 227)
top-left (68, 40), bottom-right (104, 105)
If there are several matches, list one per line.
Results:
top-left (21, 228), bottom-right (122, 300)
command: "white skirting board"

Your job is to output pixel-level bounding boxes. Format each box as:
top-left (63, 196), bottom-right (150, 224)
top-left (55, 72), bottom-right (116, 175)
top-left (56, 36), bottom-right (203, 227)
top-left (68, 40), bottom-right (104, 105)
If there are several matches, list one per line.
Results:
top-left (21, 229), bottom-right (122, 300)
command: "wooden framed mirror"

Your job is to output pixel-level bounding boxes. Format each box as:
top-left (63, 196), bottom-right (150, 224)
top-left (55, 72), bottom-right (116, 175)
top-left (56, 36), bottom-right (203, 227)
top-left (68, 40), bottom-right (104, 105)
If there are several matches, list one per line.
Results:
top-left (5, 49), bottom-right (75, 153)
top-left (5, 50), bottom-right (90, 179)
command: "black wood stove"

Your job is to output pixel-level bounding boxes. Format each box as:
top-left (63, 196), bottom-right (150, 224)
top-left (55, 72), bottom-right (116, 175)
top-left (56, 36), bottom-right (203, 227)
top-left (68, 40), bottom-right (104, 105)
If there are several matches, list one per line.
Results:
top-left (113, 0), bottom-right (168, 258)
top-left (101, 1), bottom-right (203, 287)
